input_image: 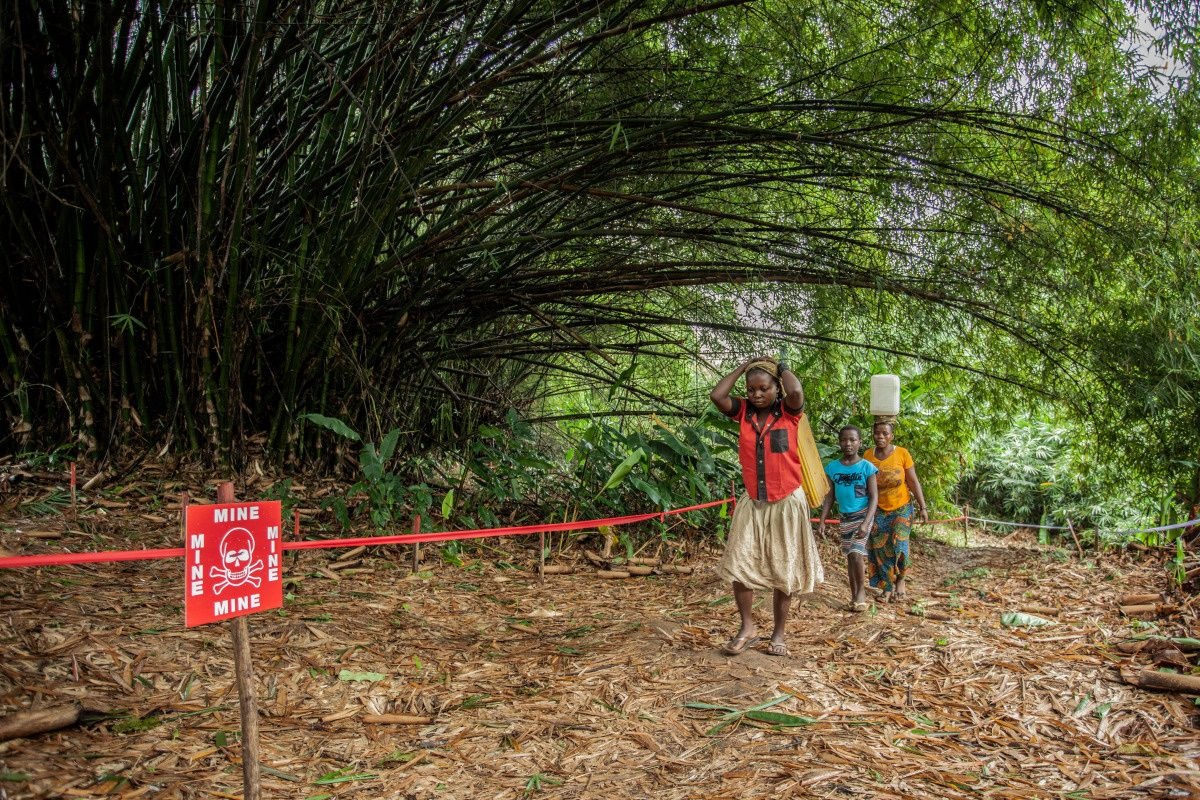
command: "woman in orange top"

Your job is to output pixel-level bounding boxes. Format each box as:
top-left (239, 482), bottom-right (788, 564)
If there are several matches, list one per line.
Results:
top-left (864, 420), bottom-right (928, 602)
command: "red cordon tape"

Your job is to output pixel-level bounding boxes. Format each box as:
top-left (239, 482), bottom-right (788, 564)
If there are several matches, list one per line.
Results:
top-left (0, 498), bottom-right (733, 569)
top-left (0, 498), bottom-right (962, 570)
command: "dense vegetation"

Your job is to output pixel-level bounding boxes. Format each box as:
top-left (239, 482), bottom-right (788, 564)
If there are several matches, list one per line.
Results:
top-left (2, 0), bottom-right (1197, 539)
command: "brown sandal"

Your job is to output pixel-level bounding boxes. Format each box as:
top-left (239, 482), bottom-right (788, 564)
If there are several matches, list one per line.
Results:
top-left (721, 634), bottom-right (760, 656)
top-left (765, 641), bottom-right (789, 657)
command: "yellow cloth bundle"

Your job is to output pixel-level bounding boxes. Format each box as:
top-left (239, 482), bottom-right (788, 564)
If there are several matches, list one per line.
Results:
top-left (796, 412), bottom-right (830, 509)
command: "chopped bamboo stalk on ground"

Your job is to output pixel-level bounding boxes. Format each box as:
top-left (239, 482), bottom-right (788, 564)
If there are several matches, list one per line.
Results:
top-left (361, 714), bottom-right (435, 725)
top-left (1119, 604), bottom-right (1159, 616)
top-left (1119, 666), bottom-right (1200, 695)
top-left (0, 704), bottom-right (81, 742)
top-left (1119, 592), bottom-right (1161, 606)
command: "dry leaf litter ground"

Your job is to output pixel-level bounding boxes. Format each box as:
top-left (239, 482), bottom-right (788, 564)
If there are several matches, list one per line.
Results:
top-left (1, 473), bottom-right (1198, 799)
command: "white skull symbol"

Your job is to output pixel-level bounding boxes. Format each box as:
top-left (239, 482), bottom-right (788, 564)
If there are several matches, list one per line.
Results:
top-left (219, 528), bottom-right (255, 582)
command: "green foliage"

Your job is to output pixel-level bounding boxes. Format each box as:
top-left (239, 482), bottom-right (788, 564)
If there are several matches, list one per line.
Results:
top-left (684, 695), bottom-right (816, 735)
top-left (569, 407), bottom-right (740, 516)
top-left (303, 415), bottom-right (427, 530)
top-left (956, 416), bottom-right (1150, 534)
top-left (19, 489), bottom-right (71, 518)
top-left (112, 715), bottom-right (162, 734)
top-left (5, 0), bottom-right (1194, 483)
top-left (523, 773), bottom-right (562, 793)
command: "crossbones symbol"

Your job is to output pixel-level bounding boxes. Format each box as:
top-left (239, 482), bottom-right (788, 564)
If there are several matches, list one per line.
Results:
top-left (210, 527), bottom-right (264, 595)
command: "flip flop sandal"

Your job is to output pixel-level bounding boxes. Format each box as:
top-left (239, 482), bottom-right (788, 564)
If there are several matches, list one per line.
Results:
top-left (853, 602), bottom-right (869, 613)
top-left (765, 641), bottom-right (789, 657)
top-left (721, 634), bottom-right (760, 656)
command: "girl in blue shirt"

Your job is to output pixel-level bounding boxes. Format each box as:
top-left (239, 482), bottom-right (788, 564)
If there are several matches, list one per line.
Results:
top-left (819, 426), bottom-right (878, 612)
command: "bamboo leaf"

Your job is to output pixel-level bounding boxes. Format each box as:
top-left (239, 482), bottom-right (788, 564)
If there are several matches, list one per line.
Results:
top-left (743, 710), bottom-right (817, 727)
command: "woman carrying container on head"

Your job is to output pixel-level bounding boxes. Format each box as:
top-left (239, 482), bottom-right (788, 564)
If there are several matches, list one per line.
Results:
top-left (710, 357), bottom-right (823, 657)
top-left (864, 420), bottom-right (928, 602)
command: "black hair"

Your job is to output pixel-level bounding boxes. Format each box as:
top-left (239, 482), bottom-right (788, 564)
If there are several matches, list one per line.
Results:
top-left (872, 420), bottom-right (895, 434)
top-left (839, 425), bottom-right (861, 438)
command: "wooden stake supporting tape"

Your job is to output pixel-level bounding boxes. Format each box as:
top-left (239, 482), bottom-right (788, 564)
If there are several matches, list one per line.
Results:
top-left (411, 515), bottom-right (421, 574)
top-left (1067, 517), bottom-right (1083, 560)
top-left (218, 481), bottom-right (261, 800)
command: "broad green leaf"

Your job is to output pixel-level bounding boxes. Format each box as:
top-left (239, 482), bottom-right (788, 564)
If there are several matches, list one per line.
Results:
top-left (378, 428), bottom-right (401, 464)
top-left (313, 769), bottom-right (378, 785)
top-left (683, 701), bottom-right (739, 712)
top-left (302, 413), bottom-right (360, 442)
top-left (743, 710), bottom-right (816, 726)
top-left (600, 448), bottom-right (645, 493)
top-left (337, 669), bottom-right (386, 682)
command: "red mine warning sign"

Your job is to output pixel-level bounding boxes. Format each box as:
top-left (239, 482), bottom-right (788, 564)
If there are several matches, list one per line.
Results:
top-left (184, 501), bottom-right (283, 627)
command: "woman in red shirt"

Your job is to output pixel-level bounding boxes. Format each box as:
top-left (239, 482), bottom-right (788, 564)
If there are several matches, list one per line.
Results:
top-left (710, 357), bottom-right (824, 657)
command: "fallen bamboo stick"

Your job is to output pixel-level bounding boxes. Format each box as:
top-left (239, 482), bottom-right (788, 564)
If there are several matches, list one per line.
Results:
top-left (626, 565), bottom-right (654, 576)
top-left (1119, 666), bottom-right (1200, 695)
top-left (1112, 635), bottom-right (1200, 653)
top-left (361, 714), bottom-right (434, 725)
top-left (656, 565), bottom-right (694, 575)
top-left (1119, 592), bottom-right (1161, 606)
top-left (1119, 604), bottom-right (1159, 617)
top-left (1019, 605), bottom-right (1060, 617)
top-left (336, 545), bottom-right (367, 562)
top-left (629, 557), bottom-right (661, 566)
top-left (22, 530), bottom-right (62, 540)
top-left (596, 570), bottom-right (630, 579)
top-left (539, 565), bottom-right (574, 575)
top-left (0, 704), bottom-right (81, 742)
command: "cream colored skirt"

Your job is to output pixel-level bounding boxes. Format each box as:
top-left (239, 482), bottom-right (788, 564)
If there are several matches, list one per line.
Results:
top-left (715, 488), bottom-right (824, 596)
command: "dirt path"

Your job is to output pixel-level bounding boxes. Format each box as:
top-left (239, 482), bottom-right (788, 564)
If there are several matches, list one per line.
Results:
top-left (1, 514), bottom-right (1197, 799)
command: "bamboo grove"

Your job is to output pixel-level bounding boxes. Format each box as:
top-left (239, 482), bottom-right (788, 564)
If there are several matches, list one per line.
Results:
top-left (2, 0), bottom-right (1196, 466)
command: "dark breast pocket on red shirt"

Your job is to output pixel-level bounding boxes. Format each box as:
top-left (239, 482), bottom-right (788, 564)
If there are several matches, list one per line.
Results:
top-left (769, 429), bottom-right (790, 453)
